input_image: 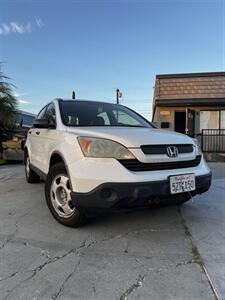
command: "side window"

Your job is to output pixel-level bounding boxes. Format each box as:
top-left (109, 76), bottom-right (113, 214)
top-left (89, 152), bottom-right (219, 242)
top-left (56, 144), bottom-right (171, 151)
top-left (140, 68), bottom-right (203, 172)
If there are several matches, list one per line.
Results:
top-left (36, 106), bottom-right (47, 120)
top-left (45, 103), bottom-right (56, 126)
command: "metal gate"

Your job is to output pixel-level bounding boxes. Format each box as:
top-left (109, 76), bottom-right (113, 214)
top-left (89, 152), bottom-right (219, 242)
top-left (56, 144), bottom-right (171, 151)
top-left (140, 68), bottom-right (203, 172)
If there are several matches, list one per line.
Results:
top-left (201, 129), bottom-right (225, 153)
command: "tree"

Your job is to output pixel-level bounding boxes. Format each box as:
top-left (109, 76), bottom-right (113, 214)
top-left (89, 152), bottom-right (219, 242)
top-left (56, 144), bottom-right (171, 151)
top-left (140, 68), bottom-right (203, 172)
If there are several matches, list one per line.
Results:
top-left (0, 69), bottom-right (18, 159)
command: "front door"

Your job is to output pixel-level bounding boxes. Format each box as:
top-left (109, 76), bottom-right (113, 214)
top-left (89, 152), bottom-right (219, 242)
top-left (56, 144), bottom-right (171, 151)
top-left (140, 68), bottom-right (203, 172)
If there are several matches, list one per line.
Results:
top-left (33, 103), bottom-right (57, 173)
top-left (29, 105), bottom-right (47, 168)
top-left (187, 109), bottom-right (195, 137)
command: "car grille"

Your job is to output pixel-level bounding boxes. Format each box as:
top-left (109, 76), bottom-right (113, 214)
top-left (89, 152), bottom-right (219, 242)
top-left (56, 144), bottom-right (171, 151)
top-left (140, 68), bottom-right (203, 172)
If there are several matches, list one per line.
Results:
top-left (141, 144), bottom-right (194, 155)
top-left (119, 155), bottom-right (201, 172)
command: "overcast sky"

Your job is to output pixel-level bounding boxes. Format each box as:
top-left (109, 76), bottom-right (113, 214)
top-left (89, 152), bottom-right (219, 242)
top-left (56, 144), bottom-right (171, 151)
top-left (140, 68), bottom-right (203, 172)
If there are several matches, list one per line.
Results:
top-left (0, 0), bottom-right (224, 119)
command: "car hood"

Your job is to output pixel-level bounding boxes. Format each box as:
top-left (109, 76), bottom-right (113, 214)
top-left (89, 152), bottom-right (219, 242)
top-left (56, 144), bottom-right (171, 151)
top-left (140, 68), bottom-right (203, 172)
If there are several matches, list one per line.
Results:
top-left (66, 127), bottom-right (194, 148)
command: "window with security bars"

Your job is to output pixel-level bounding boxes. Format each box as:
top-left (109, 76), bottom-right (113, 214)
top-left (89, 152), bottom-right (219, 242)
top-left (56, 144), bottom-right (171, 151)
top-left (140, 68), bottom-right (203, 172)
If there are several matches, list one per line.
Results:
top-left (200, 111), bottom-right (219, 131)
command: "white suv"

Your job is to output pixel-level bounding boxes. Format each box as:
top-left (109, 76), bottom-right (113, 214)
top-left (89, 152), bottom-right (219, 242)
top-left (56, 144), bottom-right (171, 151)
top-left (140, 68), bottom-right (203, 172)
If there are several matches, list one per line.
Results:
top-left (24, 99), bottom-right (211, 227)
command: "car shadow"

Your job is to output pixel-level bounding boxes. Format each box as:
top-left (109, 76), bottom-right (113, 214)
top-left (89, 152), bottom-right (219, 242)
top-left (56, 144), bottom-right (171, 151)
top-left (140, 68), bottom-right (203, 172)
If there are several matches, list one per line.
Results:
top-left (85, 203), bottom-right (183, 229)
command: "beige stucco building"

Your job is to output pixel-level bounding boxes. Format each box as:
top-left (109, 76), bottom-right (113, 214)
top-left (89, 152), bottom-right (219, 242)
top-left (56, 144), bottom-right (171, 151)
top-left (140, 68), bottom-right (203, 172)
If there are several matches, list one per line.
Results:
top-left (152, 72), bottom-right (225, 141)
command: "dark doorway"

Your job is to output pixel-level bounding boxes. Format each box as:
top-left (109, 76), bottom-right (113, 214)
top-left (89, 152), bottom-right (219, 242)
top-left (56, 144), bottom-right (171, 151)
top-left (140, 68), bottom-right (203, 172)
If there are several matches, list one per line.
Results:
top-left (175, 111), bottom-right (186, 134)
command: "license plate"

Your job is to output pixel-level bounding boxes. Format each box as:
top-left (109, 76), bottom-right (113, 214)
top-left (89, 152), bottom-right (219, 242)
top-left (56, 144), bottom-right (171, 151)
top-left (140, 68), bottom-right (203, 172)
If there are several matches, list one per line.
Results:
top-left (170, 173), bottom-right (195, 194)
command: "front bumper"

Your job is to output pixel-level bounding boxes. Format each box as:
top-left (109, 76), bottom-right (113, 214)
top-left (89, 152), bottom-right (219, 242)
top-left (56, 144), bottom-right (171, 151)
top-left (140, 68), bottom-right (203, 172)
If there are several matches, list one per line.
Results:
top-left (68, 154), bottom-right (210, 193)
top-left (71, 172), bottom-right (212, 210)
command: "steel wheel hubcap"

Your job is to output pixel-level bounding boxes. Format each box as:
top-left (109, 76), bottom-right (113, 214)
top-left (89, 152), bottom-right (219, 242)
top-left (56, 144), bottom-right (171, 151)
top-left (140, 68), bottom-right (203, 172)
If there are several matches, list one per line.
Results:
top-left (50, 174), bottom-right (75, 218)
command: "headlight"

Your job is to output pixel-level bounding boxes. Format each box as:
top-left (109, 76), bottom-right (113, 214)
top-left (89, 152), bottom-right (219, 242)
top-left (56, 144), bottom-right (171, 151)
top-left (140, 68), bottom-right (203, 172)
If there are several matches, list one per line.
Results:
top-left (192, 138), bottom-right (202, 154)
top-left (78, 137), bottom-right (135, 159)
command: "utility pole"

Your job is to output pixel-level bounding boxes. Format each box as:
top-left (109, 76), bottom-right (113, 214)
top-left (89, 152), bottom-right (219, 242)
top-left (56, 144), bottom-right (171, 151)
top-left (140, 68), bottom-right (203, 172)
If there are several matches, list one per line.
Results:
top-left (116, 88), bottom-right (122, 104)
top-left (72, 90), bottom-right (76, 100)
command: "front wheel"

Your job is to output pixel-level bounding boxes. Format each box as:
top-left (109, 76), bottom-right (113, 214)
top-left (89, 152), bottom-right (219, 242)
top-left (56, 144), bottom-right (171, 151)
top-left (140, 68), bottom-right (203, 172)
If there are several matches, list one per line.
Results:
top-left (45, 162), bottom-right (86, 227)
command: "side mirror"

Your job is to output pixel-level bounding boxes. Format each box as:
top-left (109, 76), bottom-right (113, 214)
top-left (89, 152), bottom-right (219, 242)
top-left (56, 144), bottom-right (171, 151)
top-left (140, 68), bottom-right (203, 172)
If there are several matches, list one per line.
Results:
top-left (33, 119), bottom-right (50, 128)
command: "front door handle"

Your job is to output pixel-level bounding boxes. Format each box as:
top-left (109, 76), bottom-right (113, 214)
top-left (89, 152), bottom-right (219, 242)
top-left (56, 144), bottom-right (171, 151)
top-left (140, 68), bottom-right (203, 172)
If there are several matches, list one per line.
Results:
top-left (35, 131), bottom-right (40, 135)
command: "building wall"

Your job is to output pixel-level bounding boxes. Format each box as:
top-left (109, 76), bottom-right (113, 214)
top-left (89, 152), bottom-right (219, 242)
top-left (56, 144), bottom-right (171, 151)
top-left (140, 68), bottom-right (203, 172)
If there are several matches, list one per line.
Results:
top-left (153, 107), bottom-right (175, 130)
top-left (153, 106), bottom-right (225, 134)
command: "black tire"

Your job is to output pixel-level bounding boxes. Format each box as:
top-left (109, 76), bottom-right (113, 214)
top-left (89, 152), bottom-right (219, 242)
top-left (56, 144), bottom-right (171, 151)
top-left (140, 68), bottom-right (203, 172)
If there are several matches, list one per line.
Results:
top-left (25, 152), bottom-right (40, 183)
top-left (45, 162), bottom-right (86, 227)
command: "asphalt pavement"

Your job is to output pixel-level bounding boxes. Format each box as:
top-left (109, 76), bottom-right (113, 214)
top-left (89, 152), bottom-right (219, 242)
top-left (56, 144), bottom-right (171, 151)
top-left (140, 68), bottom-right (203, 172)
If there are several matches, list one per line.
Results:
top-left (0, 163), bottom-right (224, 300)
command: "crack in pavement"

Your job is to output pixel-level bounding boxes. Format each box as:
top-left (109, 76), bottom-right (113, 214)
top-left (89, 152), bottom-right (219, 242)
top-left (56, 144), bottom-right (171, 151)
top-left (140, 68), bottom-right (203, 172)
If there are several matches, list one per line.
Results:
top-left (51, 237), bottom-right (99, 299)
top-left (116, 205), bottom-right (225, 300)
top-left (30, 238), bottom-right (90, 276)
top-left (51, 255), bottom-right (82, 300)
top-left (117, 256), bottom-right (201, 300)
top-left (1, 238), bottom-right (89, 300)
top-left (0, 272), bottom-right (18, 283)
top-left (1, 219), bottom-right (213, 300)
top-left (0, 238), bottom-right (204, 300)
top-left (119, 274), bottom-right (146, 300)
top-left (177, 206), bottom-right (221, 300)
top-left (99, 227), bottom-right (180, 244)
top-left (0, 212), bottom-right (29, 251)
top-left (0, 226), bottom-right (189, 299)
top-left (0, 226), bottom-right (179, 258)
top-left (1, 236), bottom-right (100, 300)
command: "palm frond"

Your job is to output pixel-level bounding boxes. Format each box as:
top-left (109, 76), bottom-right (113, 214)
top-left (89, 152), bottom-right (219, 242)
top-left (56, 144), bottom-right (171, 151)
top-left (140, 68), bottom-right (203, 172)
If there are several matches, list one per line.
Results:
top-left (0, 68), bottom-right (18, 129)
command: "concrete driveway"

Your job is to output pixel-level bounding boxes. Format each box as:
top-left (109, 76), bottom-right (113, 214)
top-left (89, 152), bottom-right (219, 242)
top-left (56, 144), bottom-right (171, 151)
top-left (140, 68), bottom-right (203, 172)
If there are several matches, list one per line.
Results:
top-left (0, 163), bottom-right (224, 300)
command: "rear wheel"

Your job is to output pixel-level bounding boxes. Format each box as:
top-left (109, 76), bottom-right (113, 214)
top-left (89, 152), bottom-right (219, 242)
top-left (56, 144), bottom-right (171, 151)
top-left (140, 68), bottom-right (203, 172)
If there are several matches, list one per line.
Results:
top-left (45, 162), bottom-right (86, 227)
top-left (25, 153), bottom-right (40, 183)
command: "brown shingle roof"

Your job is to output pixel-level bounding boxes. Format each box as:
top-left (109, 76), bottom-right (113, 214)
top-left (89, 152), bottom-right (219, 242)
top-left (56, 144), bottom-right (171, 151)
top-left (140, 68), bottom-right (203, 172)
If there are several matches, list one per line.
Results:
top-left (154, 72), bottom-right (225, 100)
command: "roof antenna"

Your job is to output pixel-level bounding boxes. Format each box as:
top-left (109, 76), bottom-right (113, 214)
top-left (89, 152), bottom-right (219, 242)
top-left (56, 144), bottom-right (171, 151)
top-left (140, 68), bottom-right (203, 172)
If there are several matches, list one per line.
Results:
top-left (72, 90), bottom-right (76, 100)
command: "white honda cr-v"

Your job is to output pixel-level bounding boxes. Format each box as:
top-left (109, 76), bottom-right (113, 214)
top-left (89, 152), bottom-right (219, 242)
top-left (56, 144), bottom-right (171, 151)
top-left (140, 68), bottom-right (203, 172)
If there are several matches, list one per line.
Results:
top-left (24, 99), bottom-right (211, 227)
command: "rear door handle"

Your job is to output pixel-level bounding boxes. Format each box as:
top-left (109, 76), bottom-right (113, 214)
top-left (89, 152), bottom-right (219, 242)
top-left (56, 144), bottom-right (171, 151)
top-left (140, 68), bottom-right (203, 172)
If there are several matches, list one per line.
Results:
top-left (35, 131), bottom-right (40, 135)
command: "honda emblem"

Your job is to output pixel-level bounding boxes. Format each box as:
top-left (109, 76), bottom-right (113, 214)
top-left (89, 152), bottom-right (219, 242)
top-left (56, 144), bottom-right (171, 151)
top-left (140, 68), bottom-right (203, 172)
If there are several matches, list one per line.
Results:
top-left (167, 146), bottom-right (178, 158)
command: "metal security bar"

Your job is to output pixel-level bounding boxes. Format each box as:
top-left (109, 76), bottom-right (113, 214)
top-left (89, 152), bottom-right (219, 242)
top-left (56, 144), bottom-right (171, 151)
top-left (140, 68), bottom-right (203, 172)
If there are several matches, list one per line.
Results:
top-left (201, 129), bottom-right (225, 153)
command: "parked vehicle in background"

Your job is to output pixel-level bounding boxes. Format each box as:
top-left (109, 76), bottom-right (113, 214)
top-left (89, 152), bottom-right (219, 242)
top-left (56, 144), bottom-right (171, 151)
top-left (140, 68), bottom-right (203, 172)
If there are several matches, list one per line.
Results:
top-left (1, 110), bottom-right (35, 162)
top-left (3, 132), bottom-right (25, 161)
top-left (24, 99), bottom-right (212, 227)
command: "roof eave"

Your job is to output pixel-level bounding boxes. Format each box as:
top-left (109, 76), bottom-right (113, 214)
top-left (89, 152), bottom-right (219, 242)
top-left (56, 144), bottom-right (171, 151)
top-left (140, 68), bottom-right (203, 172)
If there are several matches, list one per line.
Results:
top-left (155, 98), bottom-right (225, 107)
top-left (156, 72), bottom-right (225, 80)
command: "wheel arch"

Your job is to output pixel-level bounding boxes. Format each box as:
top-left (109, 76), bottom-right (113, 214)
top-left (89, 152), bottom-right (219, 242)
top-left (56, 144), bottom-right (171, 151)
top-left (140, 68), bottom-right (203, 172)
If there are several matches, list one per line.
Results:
top-left (49, 151), bottom-right (73, 189)
top-left (49, 152), bottom-right (65, 169)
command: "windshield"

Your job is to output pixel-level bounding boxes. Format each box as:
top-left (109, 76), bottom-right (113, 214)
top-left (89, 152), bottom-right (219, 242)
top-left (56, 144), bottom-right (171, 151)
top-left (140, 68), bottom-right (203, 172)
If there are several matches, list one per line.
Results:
top-left (59, 101), bottom-right (152, 128)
